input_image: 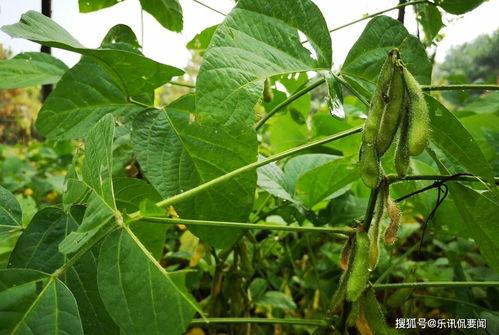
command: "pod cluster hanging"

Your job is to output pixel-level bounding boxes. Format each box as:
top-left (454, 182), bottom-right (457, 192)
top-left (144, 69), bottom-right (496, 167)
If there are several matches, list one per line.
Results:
top-left (360, 48), bottom-right (430, 188)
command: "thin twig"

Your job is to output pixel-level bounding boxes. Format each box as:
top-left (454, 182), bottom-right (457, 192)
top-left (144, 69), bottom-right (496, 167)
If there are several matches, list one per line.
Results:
top-left (192, 0), bottom-right (226, 16)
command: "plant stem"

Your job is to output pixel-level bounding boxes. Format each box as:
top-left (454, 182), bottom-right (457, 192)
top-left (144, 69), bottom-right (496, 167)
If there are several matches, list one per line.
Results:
top-left (328, 0), bottom-right (428, 33)
top-left (170, 81), bottom-right (196, 89)
top-left (362, 187), bottom-right (379, 231)
top-left (190, 317), bottom-right (329, 327)
top-left (192, 0), bottom-right (226, 16)
top-left (372, 281), bottom-right (499, 289)
top-left (334, 74), bottom-right (370, 106)
top-left (128, 126), bottom-right (362, 218)
top-left (128, 97), bottom-right (155, 109)
top-left (139, 217), bottom-right (355, 235)
top-left (387, 174), bottom-right (499, 185)
top-left (255, 78), bottom-right (326, 130)
top-left (421, 84), bottom-right (499, 91)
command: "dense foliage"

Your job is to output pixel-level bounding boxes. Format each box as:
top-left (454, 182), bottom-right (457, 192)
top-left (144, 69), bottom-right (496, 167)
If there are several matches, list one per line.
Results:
top-left (0, 0), bottom-right (498, 334)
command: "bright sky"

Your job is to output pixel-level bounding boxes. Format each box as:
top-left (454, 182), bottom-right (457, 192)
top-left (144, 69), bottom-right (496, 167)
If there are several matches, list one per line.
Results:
top-left (0, 0), bottom-right (498, 70)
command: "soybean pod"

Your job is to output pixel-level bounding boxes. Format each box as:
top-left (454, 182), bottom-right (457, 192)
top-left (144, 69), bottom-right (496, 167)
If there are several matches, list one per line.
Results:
top-left (346, 231), bottom-right (370, 302)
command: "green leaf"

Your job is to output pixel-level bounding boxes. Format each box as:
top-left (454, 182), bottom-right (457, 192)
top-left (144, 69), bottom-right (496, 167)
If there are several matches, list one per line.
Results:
top-left (59, 115), bottom-right (117, 254)
top-left (8, 207), bottom-right (77, 273)
top-left (2, 11), bottom-right (183, 97)
top-left (132, 95), bottom-right (257, 248)
top-left (428, 96), bottom-right (496, 190)
top-left (0, 52), bottom-right (68, 89)
top-left (35, 57), bottom-right (143, 140)
top-left (97, 228), bottom-right (200, 335)
top-left (0, 185), bottom-right (22, 233)
top-left (196, 0), bottom-right (332, 125)
top-left (436, 0), bottom-right (486, 14)
top-left (448, 184), bottom-right (499, 274)
top-left (139, 0), bottom-right (183, 33)
top-left (114, 178), bottom-right (167, 260)
top-left (255, 291), bottom-right (297, 310)
top-left (102, 24), bottom-right (141, 49)
top-left (0, 269), bottom-right (83, 334)
top-left (186, 25), bottom-right (218, 53)
top-left (66, 250), bottom-right (119, 335)
top-left (79, 0), bottom-right (119, 13)
top-left (416, 3), bottom-right (443, 44)
top-left (324, 72), bottom-right (345, 118)
top-left (461, 92), bottom-right (499, 115)
top-left (268, 112), bottom-right (309, 153)
top-left (341, 15), bottom-right (431, 99)
top-left (295, 156), bottom-right (359, 208)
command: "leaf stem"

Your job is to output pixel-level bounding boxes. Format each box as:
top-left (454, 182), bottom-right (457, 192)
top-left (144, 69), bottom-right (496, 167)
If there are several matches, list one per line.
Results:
top-left (169, 81), bottom-right (196, 89)
top-left (192, 0), bottom-right (226, 16)
top-left (328, 0), bottom-right (429, 33)
top-left (128, 97), bottom-right (155, 109)
top-left (255, 78), bottom-right (326, 130)
top-left (421, 84), bottom-right (499, 91)
top-left (372, 281), bottom-right (499, 289)
top-left (190, 317), bottom-right (329, 327)
top-left (128, 126), bottom-right (363, 218)
top-left (139, 217), bottom-right (355, 236)
top-left (361, 187), bottom-right (379, 231)
top-left (387, 174), bottom-right (499, 185)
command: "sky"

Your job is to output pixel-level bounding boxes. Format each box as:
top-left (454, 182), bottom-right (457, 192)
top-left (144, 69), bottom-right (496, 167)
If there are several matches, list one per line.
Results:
top-left (0, 0), bottom-right (498, 70)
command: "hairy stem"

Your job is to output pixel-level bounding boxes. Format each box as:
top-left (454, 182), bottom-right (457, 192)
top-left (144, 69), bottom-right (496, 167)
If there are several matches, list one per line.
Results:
top-left (128, 126), bottom-right (363, 219)
top-left (169, 81), bottom-right (196, 89)
top-left (372, 281), bottom-right (499, 289)
top-left (387, 174), bottom-right (499, 185)
top-left (192, 0), bottom-right (226, 16)
top-left (190, 317), bottom-right (329, 327)
top-left (421, 84), bottom-right (499, 91)
top-left (139, 217), bottom-right (355, 236)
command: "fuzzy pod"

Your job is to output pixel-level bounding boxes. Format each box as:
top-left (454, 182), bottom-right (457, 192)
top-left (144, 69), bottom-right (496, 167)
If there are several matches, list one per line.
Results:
top-left (346, 231), bottom-right (370, 302)
top-left (368, 186), bottom-right (386, 271)
top-left (376, 67), bottom-right (405, 155)
top-left (330, 250), bottom-right (352, 313)
top-left (360, 144), bottom-right (381, 189)
top-left (361, 289), bottom-right (392, 335)
top-left (263, 77), bottom-right (274, 102)
top-left (362, 50), bottom-right (397, 146)
top-left (384, 197), bottom-right (401, 245)
top-left (403, 69), bottom-right (430, 156)
top-left (347, 300), bottom-right (361, 328)
top-left (340, 235), bottom-right (354, 270)
top-left (394, 97), bottom-right (410, 177)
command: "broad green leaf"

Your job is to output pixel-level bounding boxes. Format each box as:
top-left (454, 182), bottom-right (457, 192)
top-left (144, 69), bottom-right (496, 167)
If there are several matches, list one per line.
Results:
top-left (59, 115), bottom-right (117, 254)
top-left (66, 250), bottom-right (119, 335)
top-left (2, 11), bottom-right (183, 97)
top-left (97, 228), bottom-right (200, 335)
top-left (449, 184), bottom-right (499, 274)
top-left (79, 0), bottom-right (119, 13)
top-left (0, 185), bottom-right (22, 233)
top-left (324, 72), bottom-right (345, 118)
top-left (139, 0), bottom-right (183, 33)
top-left (296, 156), bottom-right (359, 208)
top-left (114, 178), bottom-right (167, 260)
top-left (63, 165), bottom-right (89, 210)
top-left (0, 52), bottom-right (68, 89)
top-left (416, 3), bottom-right (443, 44)
top-left (0, 269), bottom-right (83, 334)
top-left (255, 291), bottom-right (297, 310)
top-left (186, 25), bottom-right (218, 53)
top-left (460, 114), bottom-right (499, 163)
top-left (461, 92), bottom-right (499, 115)
top-left (8, 207), bottom-right (77, 273)
top-left (257, 162), bottom-right (295, 203)
top-left (436, 0), bottom-right (486, 14)
top-left (102, 24), bottom-right (141, 49)
top-left (132, 95), bottom-right (257, 248)
top-left (268, 112), bottom-right (309, 153)
top-left (428, 96), bottom-right (496, 190)
top-left (35, 57), bottom-right (143, 139)
top-left (196, 0), bottom-right (332, 125)
top-left (341, 16), bottom-right (431, 99)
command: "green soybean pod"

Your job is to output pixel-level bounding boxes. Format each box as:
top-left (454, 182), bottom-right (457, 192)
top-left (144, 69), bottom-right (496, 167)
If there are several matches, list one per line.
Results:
top-left (376, 67), bottom-right (404, 155)
top-left (263, 77), bottom-right (274, 102)
top-left (362, 49), bottom-right (397, 146)
top-left (362, 289), bottom-right (392, 335)
top-left (360, 144), bottom-right (381, 189)
top-left (346, 231), bottom-right (370, 302)
top-left (368, 185), bottom-right (386, 271)
top-left (395, 96), bottom-right (410, 177)
top-left (403, 69), bottom-right (430, 156)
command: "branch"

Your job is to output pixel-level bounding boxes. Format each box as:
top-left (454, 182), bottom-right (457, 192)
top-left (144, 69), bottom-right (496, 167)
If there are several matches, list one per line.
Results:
top-left (140, 217), bottom-right (355, 235)
top-left (372, 281), bottom-right (499, 289)
top-left (190, 317), bottom-right (329, 327)
top-left (192, 0), bottom-right (226, 16)
top-left (255, 78), bottom-right (326, 130)
top-left (169, 81), bottom-right (196, 89)
top-left (128, 126), bottom-right (362, 219)
top-left (421, 84), bottom-right (499, 91)
top-left (328, 0), bottom-right (429, 33)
